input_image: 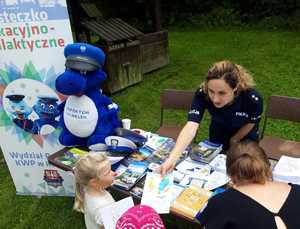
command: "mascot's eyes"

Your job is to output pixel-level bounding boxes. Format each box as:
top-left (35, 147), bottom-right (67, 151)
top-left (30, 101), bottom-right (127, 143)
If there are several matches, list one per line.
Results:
top-left (40, 103), bottom-right (45, 109)
top-left (49, 104), bottom-right (54, 110)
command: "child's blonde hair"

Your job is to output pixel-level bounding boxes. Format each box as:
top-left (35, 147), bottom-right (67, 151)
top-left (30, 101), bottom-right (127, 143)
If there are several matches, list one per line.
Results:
top-left (202, 60), bottom-right (255, 94)
top-left (73, 152), bottom-right (108, 213)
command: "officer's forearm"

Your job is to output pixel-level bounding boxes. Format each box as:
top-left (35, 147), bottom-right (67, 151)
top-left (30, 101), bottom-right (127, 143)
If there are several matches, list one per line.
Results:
top-left (231, 123), bottom-right (255, 144)
top-left (169, 121), bottom-right (199, 161)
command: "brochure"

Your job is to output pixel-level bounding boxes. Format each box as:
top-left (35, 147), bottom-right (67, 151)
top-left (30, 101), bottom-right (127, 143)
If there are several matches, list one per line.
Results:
top-left (141, 172), bottom-right (174, 214)
top-left (113, 161), bottom-right (148, 190)
top-left (54, 147), bottom-right (89, 169)
top-left (208, 154), bottom-right (227, 174)
top-left (171, 185), bottom-right (212, 219)
top-left (190, 140), bottom-right (222, 164)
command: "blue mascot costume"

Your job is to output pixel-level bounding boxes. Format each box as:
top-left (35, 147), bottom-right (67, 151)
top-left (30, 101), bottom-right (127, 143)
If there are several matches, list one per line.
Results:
top-left (55, 43), bottom-right (121, 150)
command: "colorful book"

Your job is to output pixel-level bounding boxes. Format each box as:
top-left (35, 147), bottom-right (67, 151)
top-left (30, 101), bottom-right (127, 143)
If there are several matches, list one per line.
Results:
top-left (54, 148), bottom-right (89, 169)
top-left (170, 185), bottom-right (212, 219)
top-left (190, 140), bottom-right (222, 164)
top-left (113, 161), bottom-right (148, 190)
top-left (122, 146), bottom-right (153, 166)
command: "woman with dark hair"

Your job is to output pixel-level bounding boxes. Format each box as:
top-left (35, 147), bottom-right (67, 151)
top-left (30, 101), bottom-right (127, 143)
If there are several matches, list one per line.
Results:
top-left (160, 60), bottom-right (263, 175)
top-left (198, 142), bottom-right (300, 229)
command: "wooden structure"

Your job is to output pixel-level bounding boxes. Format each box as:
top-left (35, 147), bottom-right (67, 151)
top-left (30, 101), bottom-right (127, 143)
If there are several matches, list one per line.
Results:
top-left (67, 0), bottom-right (169, 93)
top-left (81, 17), bottom-right (144, 94)
top-left (140, 30), bottom-right (169, 74)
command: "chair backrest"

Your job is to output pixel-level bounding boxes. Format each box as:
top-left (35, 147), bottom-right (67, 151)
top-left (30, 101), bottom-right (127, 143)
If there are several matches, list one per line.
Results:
top-left (261, 95), bottom-right (300, 137)
top-left (160, 89), bottom-right (194, 126)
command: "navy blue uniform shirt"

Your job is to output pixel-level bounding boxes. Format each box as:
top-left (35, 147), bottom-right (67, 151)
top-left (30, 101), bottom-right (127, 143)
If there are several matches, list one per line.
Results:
top-left (188, 88), bottom-right (263, 149)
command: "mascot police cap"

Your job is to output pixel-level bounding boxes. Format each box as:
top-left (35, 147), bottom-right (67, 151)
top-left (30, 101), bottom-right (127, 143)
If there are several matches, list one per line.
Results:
top-left (64, 43), bottom-right (106, 72)
top-left (105, 136), bottom-right (137, 153)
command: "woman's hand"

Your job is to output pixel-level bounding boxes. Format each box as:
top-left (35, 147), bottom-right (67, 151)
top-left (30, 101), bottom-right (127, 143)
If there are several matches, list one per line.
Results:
top-left (159, 156), bottom-right (177, 176)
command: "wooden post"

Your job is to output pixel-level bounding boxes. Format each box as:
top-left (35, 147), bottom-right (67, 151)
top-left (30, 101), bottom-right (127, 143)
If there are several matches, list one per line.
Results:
top-left (152, 0), bottom-right (162, 31)
top-left (66, 0), bottom-right (81, 41)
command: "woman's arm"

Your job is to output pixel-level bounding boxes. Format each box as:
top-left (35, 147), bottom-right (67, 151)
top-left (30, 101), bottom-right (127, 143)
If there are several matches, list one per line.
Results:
top-left (160, 121), bottom-right (199, 176)
top-left (230, 123), bottom-right (255, 145)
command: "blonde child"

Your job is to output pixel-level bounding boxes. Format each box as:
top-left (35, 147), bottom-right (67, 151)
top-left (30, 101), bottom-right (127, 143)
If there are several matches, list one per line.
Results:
top-left (73, 152), bottom-right (116, 229)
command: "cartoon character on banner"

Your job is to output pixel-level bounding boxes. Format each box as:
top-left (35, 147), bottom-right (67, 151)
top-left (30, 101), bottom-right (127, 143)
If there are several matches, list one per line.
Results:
top-left (32, 96), bottom-right (60, 135)
top-left (5, 94), bottom-right (34, 132)
top-left (55, 43), bottom-right (121, 150)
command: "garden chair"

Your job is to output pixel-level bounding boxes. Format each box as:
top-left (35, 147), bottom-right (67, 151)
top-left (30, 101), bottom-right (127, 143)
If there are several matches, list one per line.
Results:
top-left (259, 95), bottom-right (300, 160)
top-left (156, 89), bottom-right (195, 140)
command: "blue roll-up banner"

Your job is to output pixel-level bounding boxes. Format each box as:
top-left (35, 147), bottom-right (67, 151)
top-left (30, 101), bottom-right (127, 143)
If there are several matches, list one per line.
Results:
top-left (0, 0), bottom-right (75, 196)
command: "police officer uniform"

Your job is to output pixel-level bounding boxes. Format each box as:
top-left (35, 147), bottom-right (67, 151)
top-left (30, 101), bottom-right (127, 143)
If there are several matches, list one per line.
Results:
top-left (188, 88), bottom-right (263, 150)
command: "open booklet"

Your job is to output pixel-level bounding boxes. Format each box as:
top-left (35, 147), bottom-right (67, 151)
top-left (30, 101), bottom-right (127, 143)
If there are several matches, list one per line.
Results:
top-left (141, 172), bottom-right (174, 214)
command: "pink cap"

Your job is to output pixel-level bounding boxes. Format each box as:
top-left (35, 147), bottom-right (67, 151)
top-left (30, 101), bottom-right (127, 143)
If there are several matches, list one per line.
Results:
top-left (116, 205), bottom-right (165, 229)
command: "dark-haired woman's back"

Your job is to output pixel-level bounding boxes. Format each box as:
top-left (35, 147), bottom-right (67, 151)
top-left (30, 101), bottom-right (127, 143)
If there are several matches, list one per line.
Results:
top-left (199, 182), bottom-right (300, 229)
top-left (198, 142), bottom-right (300, 229)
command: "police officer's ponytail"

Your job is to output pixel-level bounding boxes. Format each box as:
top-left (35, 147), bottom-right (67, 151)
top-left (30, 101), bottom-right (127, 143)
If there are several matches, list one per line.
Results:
top-left (202, 60), bottom-right (255, 94)
top-left (235, 63), bottom-right (255, 92)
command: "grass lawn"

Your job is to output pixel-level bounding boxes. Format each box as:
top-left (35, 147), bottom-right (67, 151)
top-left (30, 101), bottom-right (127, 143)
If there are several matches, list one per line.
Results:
top-left (1, 27), bottom-right (300, 229)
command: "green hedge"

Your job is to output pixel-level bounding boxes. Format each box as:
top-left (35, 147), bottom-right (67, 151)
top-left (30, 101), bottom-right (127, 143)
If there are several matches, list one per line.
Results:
top-left (100, 0), bottom-right (300, 30)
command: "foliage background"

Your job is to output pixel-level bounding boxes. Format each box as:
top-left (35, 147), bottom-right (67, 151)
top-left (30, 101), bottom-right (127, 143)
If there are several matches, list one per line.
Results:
top-left (99, 0), bottom-right (300, 30)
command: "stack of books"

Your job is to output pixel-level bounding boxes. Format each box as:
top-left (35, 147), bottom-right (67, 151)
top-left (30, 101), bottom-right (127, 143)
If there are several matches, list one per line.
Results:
top-left (190, 140), bottom-right (222, 164)
top-left (273, 155), bottom-right (300, 184)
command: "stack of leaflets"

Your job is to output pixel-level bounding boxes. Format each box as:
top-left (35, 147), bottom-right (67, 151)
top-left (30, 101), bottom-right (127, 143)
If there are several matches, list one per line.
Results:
top-left (170, 185), bottom-right (212, 219)
top-left (113, 161), bottom-right (148, 190)
top-left (203, 171), bottom-right (230, 190)
top-left (176, 157), bottom-right (208, 176)
top-left (273, 155), bottom-right (300, 184)
top-left (190, 140), bottom-right (222, 164)
top-left (146, 138), bottom-right (175, 165)
top-left (208, 153), bottom-right (227, 174)
top-left (54, 148), bottom-right (88, 169)
top-left (175, 157), bottom-right (211, 186)
top-left (144, 133), bottom-right (170, 150)
top-left (145, 136), bottom-right (189, 167)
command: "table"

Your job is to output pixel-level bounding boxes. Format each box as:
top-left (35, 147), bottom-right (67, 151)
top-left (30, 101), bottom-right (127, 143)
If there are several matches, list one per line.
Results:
top-left (48, 147), bottom-right (202, 228)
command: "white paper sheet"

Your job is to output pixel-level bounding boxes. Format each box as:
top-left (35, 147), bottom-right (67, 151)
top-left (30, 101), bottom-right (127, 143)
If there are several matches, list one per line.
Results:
top-left (99, 196), bottom-right (134, 229)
